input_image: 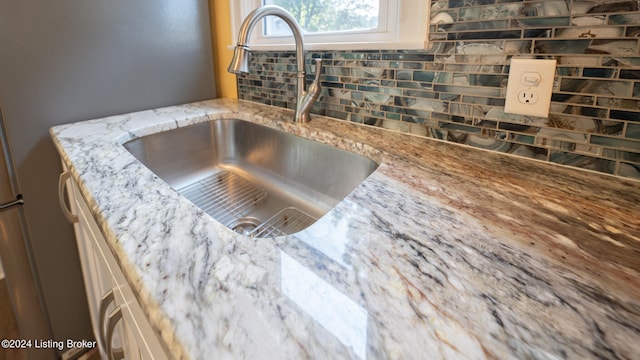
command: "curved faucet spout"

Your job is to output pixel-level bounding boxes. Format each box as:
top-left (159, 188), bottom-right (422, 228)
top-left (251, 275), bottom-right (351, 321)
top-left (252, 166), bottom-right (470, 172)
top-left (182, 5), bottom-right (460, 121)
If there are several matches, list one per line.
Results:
top-left (228, 5), bottom-right (322, 123)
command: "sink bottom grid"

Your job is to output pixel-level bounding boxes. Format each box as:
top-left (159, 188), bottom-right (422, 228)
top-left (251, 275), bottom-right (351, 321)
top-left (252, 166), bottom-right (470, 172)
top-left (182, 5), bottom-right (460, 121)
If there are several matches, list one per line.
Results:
top-left (177, 171), bottom-right (266, 227)
top-left (249, 207), bottom-right (316, 238)
top-left (177, 170), bottom-right (316, 237)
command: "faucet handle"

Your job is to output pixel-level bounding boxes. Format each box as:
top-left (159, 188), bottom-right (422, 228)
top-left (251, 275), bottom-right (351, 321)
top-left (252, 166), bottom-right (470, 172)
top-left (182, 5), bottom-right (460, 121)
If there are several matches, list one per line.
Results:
top-left (298, 58), bottom-right (323, 123)
top-left (308, 58), bottom-right (322, 98)
top-left (312, 58), bottom-right (322, 83)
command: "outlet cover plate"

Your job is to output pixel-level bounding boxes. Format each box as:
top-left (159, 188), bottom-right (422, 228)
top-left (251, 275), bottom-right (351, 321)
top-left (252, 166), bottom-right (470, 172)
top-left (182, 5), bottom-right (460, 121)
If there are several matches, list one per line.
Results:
top-left (504, 59), bottom-right (556, 117)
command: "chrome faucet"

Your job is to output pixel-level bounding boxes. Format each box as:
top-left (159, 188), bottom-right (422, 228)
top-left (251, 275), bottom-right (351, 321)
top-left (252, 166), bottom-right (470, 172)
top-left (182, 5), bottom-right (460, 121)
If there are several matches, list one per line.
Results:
top-left (228, 5), bottom-right (322, 123)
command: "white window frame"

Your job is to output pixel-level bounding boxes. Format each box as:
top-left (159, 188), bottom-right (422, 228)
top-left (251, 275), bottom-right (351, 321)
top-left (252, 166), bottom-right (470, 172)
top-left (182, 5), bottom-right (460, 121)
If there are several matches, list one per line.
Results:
top-left (230, 0), bottom-right (428, 50)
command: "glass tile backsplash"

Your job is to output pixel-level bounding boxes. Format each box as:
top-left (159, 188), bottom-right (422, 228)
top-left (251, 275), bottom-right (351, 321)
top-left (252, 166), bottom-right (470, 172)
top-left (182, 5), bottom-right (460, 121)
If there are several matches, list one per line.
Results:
top-left (237, 0), bottom-right (640, 180)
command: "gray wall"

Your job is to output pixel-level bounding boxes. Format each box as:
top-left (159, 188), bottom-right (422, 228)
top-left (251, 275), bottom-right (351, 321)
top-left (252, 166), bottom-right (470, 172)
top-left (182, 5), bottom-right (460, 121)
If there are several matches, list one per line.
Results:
top-left (0, 0), bottom-right (215, 346)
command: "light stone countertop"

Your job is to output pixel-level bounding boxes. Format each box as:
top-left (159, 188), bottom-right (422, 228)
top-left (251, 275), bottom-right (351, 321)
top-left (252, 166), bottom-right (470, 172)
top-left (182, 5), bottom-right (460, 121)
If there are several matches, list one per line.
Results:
top-left (51, 99), bottom-right (640, 359)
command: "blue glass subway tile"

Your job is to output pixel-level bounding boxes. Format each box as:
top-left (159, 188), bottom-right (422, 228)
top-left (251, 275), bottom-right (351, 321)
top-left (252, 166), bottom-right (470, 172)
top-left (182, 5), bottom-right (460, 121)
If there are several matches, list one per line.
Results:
top-left (573, 106), bottom-right (608, 118)
top-left (619, 162), bottom-right (640, 179)
top-left (513, 134), bottom-right (536, 144)
top-left (344, 84), bottom-right (357, 90)
top-left (470, 74), bottom-right (508, 87)
top-left (635, 83), bottom-right (640, 97)
top-left (365, 117), bottom-right (383, 126)
top-left (364, 93), bottom-right (393, 104)
top-left (516, 17), bottom-right (571, 27)
top-left (381, 53), bottom-right (435, 61)
top-left (357, 85), bottom-right (381, 93)
top-left (588, 1), bottom-right (638, 14)
top-left (397, 81), bottom-right (432, 90)
top-left (434, 84), bottom-right (503, 97)
top-left (430, 32), bottom-right (449, 41)
top-left (382, 87), bottom-right (403, 96)
top-left (348, 113), bottom-right (364, 123)
top-left (326, 67), bottom-right (351, 76)
top-left (596, 97), bottom-right (640, 110)
top-left (590, 39), bottom-right (639, 55)
top-left (381, 105), bottom-right (403, 114)
top-left (440, 92), bottom-right (462, 101)
top-left (448, 0), bottom-right (496, 8)
top-left (372, 110), bottom-right (386, 118)
top-left (603, 57), bottom-right (640, 67)
top-left (468, 137), bottom-right (515, 152)
top-left (323, 75), bottom-right (340, 82)
top-left (396, 70), bottom-right (413, 81)
top-left (247, 96), bottom-right (272, 106)
top-left (551, 93), bottom-right (592, 104)
top-left (413, 71), bottom-right (436, 82)
top-left (627, 27), bottom-right (640, 37)
top-left (556, 66), bottom-right (582, 76)
top-left (336, 52), bottom-right (366, 60)
top-left (394, 97), bottom-right (409, 107)
top-left (603, 149), bottom-right (640, 163)
top-left (441, 122), bottom-right (483, 134)
top-left (524, 29), bottom-right (552, 38)
top-left (521, 2), bottom-right (570, 16)
top-left (620, 70), bottom-right (640, 79)
top-left (325, 110), bottom-right (348, 120)
top-left (403, 108), bottom-right (433, 118)
top-left (404, 89), bottom-right (439, 99)
top-left (478, 120), bottom-right (498, 129)
top-left (381, 80), bottom-right (398, 88)
top-left (445, 64), bottom-right (504, 73)
top-left (601, 121), bottom-right (625, 136)
top-left (454, 30), bottom-right (523, 40)
top-left (324, 82), bottom-right (345, 89)
top-left (610, 110), bottom-right (640, 122)
top-left (498, 122), bottom-right (533, 132)
top-left (627, 123), bottom-right (640, 139)
top-left (609, 13), bottom-right (640, 25)
top-left (458, 4), bottom-right (522, 22)
top-left (583, 68), bottom-right (617, 78)
top-left (534, 39), bottom-right (591, 54)
top-left (463, 95), bottom-right (505, 105)
top-left (560, 79), bottom-right (632, 95)
top-left (401, 62), bottom-right (425, 70)
top-left (591, 136), bottom-right (640, 150)
top-left (272, 100), bottom-right (288, 108)
top-left (447, 20), bottom-right (511, 31)
top-left (549, 152), bottom-right (616, 174)
top-left (360, 78), bottom-right (383, 86)
top-left (386, 112), bottom-right (401, 121)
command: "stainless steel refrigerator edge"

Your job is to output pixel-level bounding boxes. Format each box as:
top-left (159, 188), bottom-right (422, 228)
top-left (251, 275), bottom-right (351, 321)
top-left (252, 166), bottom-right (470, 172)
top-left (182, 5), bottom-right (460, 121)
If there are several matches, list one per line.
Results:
top-left (1, 108), bottom-right (55, 359)
top-left (0, 0), bottom-right (216, 357)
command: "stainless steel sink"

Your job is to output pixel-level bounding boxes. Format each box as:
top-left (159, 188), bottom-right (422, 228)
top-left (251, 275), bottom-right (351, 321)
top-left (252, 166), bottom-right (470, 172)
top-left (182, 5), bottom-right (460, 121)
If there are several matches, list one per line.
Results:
top-left (124, 119), bottom-right (379, 237)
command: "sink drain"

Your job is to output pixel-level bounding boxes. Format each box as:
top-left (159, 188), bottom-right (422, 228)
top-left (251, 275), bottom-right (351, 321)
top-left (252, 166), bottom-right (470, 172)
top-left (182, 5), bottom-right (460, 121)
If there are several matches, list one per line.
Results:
top-left (230, 217), bottom-right (262, 235)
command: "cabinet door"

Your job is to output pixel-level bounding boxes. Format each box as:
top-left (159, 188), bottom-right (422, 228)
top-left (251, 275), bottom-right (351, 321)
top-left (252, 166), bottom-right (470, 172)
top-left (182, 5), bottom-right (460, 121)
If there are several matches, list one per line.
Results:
top-left (65, 167), bottom-right (110, 357)
top-left (116, 280), bottom-right (169, 360)
top-left (65, 168), bottom-right (167, 360)
top-left (74, 199), bottom-right (139, 358)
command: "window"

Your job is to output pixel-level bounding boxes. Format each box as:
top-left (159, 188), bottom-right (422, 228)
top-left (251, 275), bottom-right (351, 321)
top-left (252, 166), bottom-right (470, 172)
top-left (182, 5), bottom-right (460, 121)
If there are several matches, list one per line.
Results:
top-left (230, 0), bottom-right (428, 50)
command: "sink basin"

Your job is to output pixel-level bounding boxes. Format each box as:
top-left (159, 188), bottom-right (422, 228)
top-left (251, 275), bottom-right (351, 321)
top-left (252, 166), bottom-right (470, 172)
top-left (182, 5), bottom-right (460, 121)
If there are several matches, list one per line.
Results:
top-left (124, 119), bottom-right (379, 237)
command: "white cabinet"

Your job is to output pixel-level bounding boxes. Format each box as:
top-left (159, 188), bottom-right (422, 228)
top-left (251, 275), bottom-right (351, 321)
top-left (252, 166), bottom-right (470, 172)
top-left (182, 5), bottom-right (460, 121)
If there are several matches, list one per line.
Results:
top-left (59, 168), bottom-right (169, 360)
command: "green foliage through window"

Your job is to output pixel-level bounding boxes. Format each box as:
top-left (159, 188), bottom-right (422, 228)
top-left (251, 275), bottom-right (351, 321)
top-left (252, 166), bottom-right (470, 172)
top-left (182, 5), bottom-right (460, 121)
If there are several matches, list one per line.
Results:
top-left (262, 0), bottom-right (379, 34)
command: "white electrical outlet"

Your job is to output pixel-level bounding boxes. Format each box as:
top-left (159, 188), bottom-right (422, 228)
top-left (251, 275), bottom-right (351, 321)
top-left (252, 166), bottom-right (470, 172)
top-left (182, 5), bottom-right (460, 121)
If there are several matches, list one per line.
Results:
top-left (518, 89), bottom-right (539, 104)
top-left (504, 58), bottom-right (556, 117)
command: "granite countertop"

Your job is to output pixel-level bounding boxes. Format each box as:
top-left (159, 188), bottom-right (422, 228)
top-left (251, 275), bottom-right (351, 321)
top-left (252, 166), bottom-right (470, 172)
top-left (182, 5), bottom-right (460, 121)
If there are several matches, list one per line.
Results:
top-left (51, 99), bottom-right (640, 359)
